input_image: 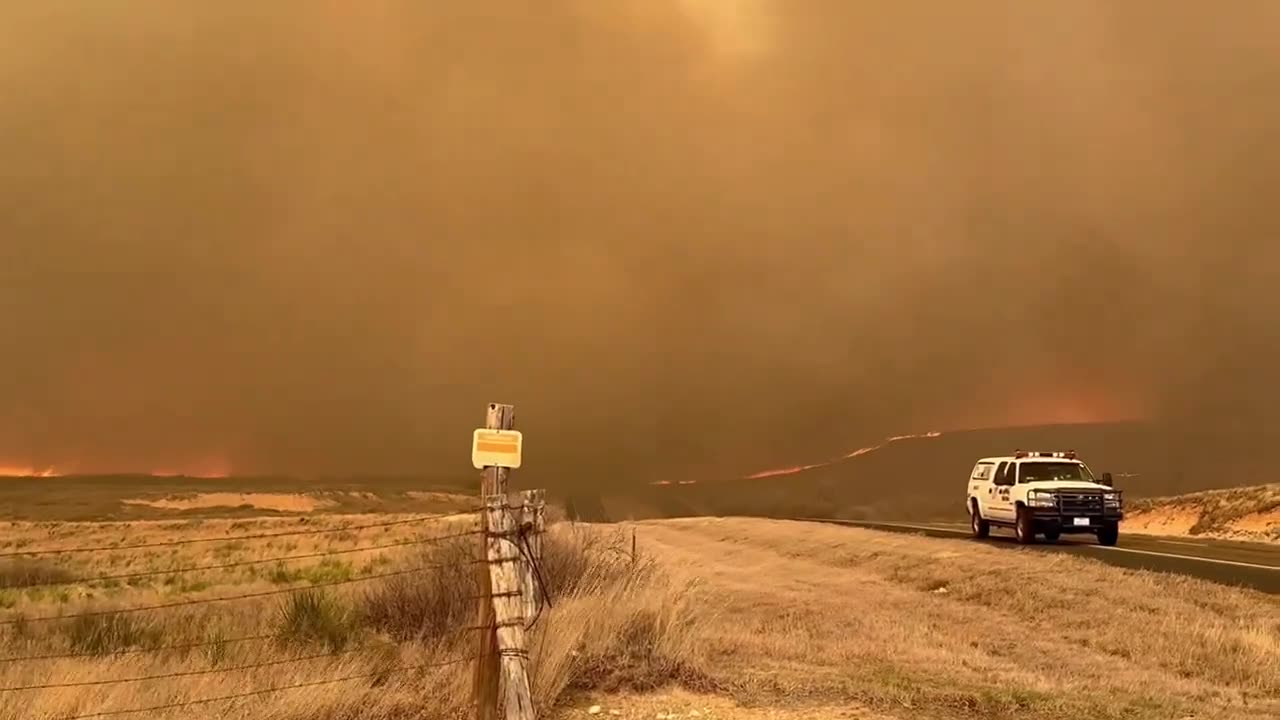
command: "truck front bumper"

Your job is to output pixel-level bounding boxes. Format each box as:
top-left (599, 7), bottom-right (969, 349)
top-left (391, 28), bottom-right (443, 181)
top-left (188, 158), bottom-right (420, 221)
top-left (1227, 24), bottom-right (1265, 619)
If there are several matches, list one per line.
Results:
top-left (1030, 507), bottom-right (1123, 532)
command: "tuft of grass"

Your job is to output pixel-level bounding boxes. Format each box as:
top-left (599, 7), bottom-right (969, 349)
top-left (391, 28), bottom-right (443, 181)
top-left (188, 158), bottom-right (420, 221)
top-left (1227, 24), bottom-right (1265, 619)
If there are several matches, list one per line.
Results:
top-left (539, 523), bottom-right (653, 597)
top-left (203, 628), bottom-right (229, 667)
top-left (269, 558), bottom-right (355, 586)
top-left (0, 559), bottom-right (76, 589)
top-left (562, 597), bottom-right (714, 696)
top-left (276, 589), bottom-right (357, 652)
top-left (63, 613), bottom-right (164, 656)
top-left (359, 536), bottom-right (479, 643)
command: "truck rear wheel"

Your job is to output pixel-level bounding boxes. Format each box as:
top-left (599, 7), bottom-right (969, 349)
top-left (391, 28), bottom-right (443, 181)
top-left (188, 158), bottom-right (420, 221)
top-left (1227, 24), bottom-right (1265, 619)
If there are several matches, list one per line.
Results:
top-left (970, 501), bottom-right (990, 539)
top-left (1097, 522), bottom-right (1119, 546)
top-left (1015, 506), bottom-right (1036, 544)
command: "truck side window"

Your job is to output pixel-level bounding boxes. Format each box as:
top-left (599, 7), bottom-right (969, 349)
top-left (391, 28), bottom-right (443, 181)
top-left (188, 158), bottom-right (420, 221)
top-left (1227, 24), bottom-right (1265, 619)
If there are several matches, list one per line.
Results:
top-left (1014, 462), bottom-right (1024, 483)
top-left (994, 461), bottom-right (1008, 484)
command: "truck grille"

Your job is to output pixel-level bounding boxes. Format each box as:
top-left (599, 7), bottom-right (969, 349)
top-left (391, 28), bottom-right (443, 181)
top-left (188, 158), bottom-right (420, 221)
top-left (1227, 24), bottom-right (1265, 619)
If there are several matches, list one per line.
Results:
top-left (1055, 492), bottom-right (1103, 513)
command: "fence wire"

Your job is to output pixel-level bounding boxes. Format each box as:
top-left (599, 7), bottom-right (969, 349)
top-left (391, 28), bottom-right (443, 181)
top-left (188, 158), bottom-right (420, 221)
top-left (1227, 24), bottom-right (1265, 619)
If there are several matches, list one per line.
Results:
top-left (0, 508), bottom-right (482, 559)
top-left (2, 558), bottom-right (474, 629)
top-left (0, 501), bottom-right (542, 718)
top-left (56, 652), bottom-right (482, 719)
top-left (0, 632), bottom-right (278, 666)
top-left (13, 526), bottom-right (482, 591)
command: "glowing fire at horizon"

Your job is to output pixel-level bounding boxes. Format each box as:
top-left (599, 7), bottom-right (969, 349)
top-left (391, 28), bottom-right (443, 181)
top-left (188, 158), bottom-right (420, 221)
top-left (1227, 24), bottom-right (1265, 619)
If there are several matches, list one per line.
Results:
top-left (0, 465), bottom-right (61, 478)
top-left (741, 430), bottom-right (945, 480)
top-left (0, 460), bottom-right (231, 479)
top-left (648, 412), bottom-right (1146, 487)
top-left (646, 429), bottom-right (948, 485)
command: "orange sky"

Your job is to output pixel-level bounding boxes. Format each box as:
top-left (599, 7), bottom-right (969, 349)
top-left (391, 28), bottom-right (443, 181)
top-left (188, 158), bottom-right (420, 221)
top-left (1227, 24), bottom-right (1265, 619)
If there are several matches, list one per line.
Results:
top-left (2, 3), bottom-right (1277, 485)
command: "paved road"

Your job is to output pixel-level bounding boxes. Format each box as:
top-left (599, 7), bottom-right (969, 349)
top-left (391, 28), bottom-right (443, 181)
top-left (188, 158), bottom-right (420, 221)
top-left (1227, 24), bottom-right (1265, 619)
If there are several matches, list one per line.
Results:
top-left (796, 518), bottom-right (1280, 594)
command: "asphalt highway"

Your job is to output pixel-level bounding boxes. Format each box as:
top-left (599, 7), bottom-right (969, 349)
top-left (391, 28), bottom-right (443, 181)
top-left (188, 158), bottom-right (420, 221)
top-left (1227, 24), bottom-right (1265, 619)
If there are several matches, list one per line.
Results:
top-left (796, 518), bottom-right (1280, 594)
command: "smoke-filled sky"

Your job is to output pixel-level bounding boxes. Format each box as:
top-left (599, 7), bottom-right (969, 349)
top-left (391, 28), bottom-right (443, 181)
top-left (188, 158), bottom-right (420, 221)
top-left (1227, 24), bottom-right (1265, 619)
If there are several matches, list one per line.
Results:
top-left (2, 2), bottom-right (1278, 483)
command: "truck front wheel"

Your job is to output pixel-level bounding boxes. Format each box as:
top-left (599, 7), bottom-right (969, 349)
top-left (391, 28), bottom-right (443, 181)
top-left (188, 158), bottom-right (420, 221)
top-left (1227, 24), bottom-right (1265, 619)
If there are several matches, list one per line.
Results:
top-left (1097, 522), bottom-right (1119, 546)
top-left (1015, 506), bottom-right (1036, 544)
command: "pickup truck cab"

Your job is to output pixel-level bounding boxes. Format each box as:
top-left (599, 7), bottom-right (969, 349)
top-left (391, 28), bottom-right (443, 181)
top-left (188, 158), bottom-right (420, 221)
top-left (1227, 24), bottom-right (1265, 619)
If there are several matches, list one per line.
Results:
top-left (967, 450), bottom-right (1123, 545)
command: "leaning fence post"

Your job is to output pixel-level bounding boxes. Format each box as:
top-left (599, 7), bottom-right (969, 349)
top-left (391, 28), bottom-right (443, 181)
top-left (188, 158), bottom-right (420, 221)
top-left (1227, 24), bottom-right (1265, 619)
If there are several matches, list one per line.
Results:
top-left (484, 494), bottom-right (535, 720)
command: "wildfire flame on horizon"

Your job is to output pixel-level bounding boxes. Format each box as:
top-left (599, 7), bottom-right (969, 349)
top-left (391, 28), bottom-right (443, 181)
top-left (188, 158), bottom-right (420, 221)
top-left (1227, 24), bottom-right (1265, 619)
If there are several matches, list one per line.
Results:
top-left (0, 466), bottom-right (60, 478)
top-left (0, 462), bottom-right (231, 479)
top-left (647, 429), bottom-right (946, 485)
top-left (720, 390), bottom-right (1150, 485)
top-left (740, 430), bottom-right (945, 480)
top-left (650, 410), bottom-right (1148, 486)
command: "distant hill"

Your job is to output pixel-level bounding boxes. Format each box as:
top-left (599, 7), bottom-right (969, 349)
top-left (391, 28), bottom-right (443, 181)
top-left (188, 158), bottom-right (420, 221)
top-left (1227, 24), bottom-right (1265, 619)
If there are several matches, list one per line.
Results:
top-left (581, 421), bottom-right (1280, 522)
top-left (12, 420), bottom-right (1275, 524)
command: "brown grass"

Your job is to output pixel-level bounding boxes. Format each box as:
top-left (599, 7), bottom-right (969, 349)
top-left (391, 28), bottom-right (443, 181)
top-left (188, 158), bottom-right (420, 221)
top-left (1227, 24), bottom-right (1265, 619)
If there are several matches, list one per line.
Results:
top-left (577, 517), bottom-right (1280, 720)
top-left (0, 513), bottom-right (691, 720)
top-left (2, 512), bottom-right (1276, 720)
top-left (0, 559), bottom-right (76, 590)
top-left (1127, 483), bottom-right (1280, 542)
top-left (122, 493), bottom-right (338, 513)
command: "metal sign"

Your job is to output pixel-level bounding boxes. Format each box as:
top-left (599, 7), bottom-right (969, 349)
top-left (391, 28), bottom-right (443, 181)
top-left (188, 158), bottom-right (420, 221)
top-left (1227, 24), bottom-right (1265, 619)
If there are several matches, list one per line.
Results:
top-left (471, 429), bottom-right (523, 469)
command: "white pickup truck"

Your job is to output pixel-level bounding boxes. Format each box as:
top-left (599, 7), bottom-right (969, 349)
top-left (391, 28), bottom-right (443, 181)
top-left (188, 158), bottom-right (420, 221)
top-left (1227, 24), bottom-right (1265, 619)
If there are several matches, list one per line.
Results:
top-left (967, 450), bottom-right (1123, 545)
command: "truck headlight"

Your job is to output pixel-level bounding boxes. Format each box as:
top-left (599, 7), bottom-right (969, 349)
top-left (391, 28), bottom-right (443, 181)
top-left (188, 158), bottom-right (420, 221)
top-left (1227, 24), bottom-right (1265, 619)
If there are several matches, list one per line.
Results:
top-left (1103, 492), bottom-right (1121, 508)
top-left (1028, 492), bottom-right (1056, 507)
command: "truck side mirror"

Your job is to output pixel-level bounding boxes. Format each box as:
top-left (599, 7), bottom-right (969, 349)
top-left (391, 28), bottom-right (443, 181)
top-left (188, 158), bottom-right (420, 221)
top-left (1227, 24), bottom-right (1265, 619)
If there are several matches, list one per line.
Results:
top-left (1100, 472), bottom-right (1113, 486)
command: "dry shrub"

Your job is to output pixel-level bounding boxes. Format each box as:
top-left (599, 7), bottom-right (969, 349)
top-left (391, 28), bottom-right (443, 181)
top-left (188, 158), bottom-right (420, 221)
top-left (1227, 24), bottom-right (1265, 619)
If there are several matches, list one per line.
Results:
top-left (526, 524), bottom-right (713, 713)
top-left (62, 612), bottom-right (164, 656)
top-left (0, 559), bottom-right (75, 589)
top-left (358, 520), bottom-right (707, 715)
top-left (539, 522), bottom-right (650, 597)
top-left (359, 535), bottom-right (480, 643)
top-left (359, 522), bottom-right (650, 643)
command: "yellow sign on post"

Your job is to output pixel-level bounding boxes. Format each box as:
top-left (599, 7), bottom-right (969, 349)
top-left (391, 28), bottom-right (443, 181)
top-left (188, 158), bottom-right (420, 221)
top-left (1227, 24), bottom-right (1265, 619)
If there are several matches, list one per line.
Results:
top-left (471, 428), bottom-right (523, 469)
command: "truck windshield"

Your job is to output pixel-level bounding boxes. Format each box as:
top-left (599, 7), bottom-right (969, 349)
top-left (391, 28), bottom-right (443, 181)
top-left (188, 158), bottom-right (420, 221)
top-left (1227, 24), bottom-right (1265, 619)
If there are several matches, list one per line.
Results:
top-left (1019, 462), bottom-right (1094, 483)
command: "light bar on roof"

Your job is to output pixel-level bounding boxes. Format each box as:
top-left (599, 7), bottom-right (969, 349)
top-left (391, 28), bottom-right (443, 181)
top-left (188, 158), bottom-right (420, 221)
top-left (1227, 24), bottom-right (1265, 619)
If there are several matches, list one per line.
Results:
top-left (1013, 450), bottom-right (1078, 459)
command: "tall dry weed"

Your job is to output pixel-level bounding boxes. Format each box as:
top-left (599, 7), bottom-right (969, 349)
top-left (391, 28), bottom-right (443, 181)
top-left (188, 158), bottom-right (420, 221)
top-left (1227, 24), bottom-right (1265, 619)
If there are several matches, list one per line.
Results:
top-left (356, 520), bottom-right (708, 715)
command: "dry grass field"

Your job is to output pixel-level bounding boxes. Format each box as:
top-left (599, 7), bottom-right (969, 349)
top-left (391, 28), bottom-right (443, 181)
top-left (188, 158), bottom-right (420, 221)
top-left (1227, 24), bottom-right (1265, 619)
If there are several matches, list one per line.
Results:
top-left (1125, 484), bottom-right (1280, 544)
top-left (1, 512), bottom-right (1276, 720)
top-left (0, 476), bottom-right (477, 522)
top-left (562, 518), bottom-right (1280, 720)
top-left (0, 510), bottom-right (678, 720)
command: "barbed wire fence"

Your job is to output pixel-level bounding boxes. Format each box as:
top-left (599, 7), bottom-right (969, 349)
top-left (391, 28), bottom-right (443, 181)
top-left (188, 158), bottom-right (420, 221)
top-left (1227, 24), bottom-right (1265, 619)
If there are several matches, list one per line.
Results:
top-left (0, 403), bottom-right (549, 720)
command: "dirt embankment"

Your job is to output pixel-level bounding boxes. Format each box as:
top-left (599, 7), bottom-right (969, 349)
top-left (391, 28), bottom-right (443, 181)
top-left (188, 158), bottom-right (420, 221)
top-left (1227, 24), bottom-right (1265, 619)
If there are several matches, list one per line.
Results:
top-left (1125, 484), bottom-right (1280, 544)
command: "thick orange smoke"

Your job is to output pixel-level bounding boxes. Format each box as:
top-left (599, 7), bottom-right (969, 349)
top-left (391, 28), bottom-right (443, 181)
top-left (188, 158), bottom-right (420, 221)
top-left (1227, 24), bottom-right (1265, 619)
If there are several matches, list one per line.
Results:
top-left (2, 2), bottom-right (1278, 487)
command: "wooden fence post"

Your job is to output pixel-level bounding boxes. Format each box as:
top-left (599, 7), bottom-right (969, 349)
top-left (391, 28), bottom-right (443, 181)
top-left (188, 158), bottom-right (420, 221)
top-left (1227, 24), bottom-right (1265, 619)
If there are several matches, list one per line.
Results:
top-left (475, 403), bottom-right (516, 720)
top-left (532, 488), bottom-right (545, 604)
top-left (517, 488), bottom-right (546, 626)
top-left (480, 403), bottom-right (515, 498)
top-left (518, 490), bottom-right (537, 624)
top-left (485, 494), bottom-right (535, 720)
